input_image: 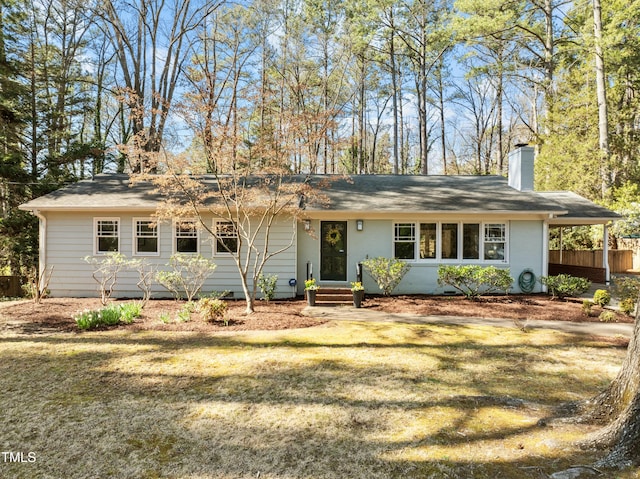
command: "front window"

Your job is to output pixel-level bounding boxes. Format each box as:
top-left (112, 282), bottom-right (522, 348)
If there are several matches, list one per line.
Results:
top-left (394, 223), bottom-right (415, 259)
top-left (463, 224), bottom-right (480, 260)
top-left (484, 223), bottom-right (506, 260)
top-left (95, 218), bottom-right (119, 254)
top-left (394, 221), bottom-right (507, 262)
top-left (441, 223), bottom-right (458, 259)
top-left (175, 220), bottom-right (198, 253)
top-left (134, 219), bottom-right (158, 255)
top-left (419, 223), bottom-right (437, 259)
top-left (215, 220), bottom-right (238, 254)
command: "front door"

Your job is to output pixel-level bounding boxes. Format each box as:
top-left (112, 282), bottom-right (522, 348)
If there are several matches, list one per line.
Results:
top-left (320, 221), bottom-right (347, 281)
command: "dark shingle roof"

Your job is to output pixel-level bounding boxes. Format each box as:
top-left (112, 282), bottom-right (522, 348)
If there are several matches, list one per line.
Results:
top-left (19, 173), bottom-right (617, 222)
top-left (308, 175), bottom-right (565, 214)
top-left (537, 191), bottom-right (620, 223)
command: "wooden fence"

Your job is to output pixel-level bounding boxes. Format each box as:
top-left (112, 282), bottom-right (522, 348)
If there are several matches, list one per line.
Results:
top-left (548, 249), bottom-right (633, 273)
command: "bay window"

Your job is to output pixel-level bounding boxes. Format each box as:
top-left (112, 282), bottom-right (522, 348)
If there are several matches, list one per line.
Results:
top-left (393, 221), bottom-right (507, 262)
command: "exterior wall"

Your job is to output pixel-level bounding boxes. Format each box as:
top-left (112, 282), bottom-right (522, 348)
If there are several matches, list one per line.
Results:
top-left (43, 211), bottom-right (297, 299)
top-left (297, 217), bottom-right (546, 295)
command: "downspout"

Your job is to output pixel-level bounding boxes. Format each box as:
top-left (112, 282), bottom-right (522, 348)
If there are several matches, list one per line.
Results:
top-left (603, 223), bottom-right (610, 284)
top-left (32, 209), bottom-right (46, 278)
top-left (542, 217), bottom-right (549, 293)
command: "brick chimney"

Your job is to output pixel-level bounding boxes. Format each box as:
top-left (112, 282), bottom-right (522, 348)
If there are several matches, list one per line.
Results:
top-left (508, 144), bottom-right (535, 191)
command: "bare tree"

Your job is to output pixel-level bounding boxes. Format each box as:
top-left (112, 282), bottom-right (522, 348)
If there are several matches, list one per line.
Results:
top-left (99, 0), bottom-right (218, 172)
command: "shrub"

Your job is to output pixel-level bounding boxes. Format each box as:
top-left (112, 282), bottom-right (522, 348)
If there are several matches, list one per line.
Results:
top-left (100, 304), bottom-right (124, 326)
top-left (74, 309), bottom-right (101, 330)
top-left (156, 254), bottom-right (217, 301)
top-left (362, 257), bottom-right (411, 296)
top-left (198, 297), bottom-right (228, 323)
top-left (74, 302), bottom-right (142, 330)
top-left (119, 302), bottom-right (143, 324)
top-left (539, 274), bottom-right (591, 300)
top-left (85, 253), bottom-right (129, 305)
top-left (592, 289), bottom-right (611, 307)
top-left (599, 310), bottom-right (617, 323)
top-left (620, 298), bottom-right (636, 316)
top-left (582, 299), bottom-right (594, 316)
top-left (611, 276), bottom-right (640, 316)
top-left (437, 265), bottom-right (513, 299)
top-left (176, 302), bottom-right (195, 322)
top-left (258, 273), bottom-right (278, 301)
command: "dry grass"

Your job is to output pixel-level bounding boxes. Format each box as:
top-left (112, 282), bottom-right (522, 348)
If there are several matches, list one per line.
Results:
top-left (0, 319), bottom-right (635, 478)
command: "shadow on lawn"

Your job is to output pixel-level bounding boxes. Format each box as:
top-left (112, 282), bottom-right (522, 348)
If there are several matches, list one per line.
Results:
top-left (0, 323), bottom-right (627, 478)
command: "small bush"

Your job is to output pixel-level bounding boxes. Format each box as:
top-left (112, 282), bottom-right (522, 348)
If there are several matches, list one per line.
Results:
top-left (74, 309), bottom-right (101, 330)
top-left (362, 257), bottom-right (411, 296)
top-left (437, 265), bottom-right (513, 299)
top-left (539, 274), bottom-right (591, 299)
top-left (611, 276), bottom-right (640, 315)
top-left (156, 254), bottom-right (217, 301)
top-left (258, 274), bottom-right (278, 301)
top-left (582, 300), bottom-right (594, 316)
top-left (100, 304), bottom-right (124, 326)
top-left (198, 297), bottom-right (228, 323)
top-left (599, 310), bottom-right (617, 323)
top-left (119, 302), bottom-right (143, 324)
top-left (74, 302), bottom-right (142, 330)
top-left (592, 289), bottom-right (611, 307)
top-left (176, 302), bottom-right (195, 322)
top-left (620, 298), bottom-right (636, 316)
top-left (159, 311), bottom-right (172, 324)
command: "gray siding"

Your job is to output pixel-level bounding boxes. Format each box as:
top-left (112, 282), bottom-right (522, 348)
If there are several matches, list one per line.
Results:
top-left (297, 217), bottom-right (545, 295)
top-left (43, 212), bottom-right (297, 299)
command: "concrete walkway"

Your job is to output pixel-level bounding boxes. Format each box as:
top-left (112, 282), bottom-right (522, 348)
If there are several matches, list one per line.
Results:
top-left (302, 305), bottom-right (635, 338)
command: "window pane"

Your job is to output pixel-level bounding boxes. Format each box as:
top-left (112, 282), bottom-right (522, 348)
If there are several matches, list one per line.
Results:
top-left (177, 238), bottom-right (198, 253)
top-left (484, 223), bottom-right (506, 260)
top-left (441, 223), bottom-right (458, 259)
top-left (394, 223), bottom-right (415, 259)
top-left (98, 237), bottom-right (118, 253)
top-left (420, 223), bottom-right (436, 259)
top-left (137, 238), bottom-right (158, 253)
top-left (463, 224), bottom-right (480, 259)
top-left (136, 220), bottom-right (158, 254)
top-left (216, 221), bottom-right (238, 254)
top-left (484, 242), bottom-right (505, 260)
top-left (395, 223), bottom-right (415, 240)
top-left (485, 224), bottom-right (506, 242)
top-left (395, 242), bottom-right (415, 259)
top-left (96, 220), bottom-right (119, 253)
top-left (217, 237), bottom-right (238, 253)
top-left (176, 221), bottom-right (198, 253)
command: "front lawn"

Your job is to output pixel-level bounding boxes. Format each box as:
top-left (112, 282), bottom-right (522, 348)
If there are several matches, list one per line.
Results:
top-left (0, 319), bottom-right (634, 478)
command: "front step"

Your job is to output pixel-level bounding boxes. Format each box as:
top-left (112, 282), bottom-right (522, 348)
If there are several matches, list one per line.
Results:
top-left (314, 287), bottom-right (354, 306)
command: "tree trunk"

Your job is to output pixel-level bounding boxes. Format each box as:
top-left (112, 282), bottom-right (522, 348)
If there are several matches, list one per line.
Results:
top-left (593, 0), bottom-right (611, 199)
top-left (576, 291), bottom-right (640, 466)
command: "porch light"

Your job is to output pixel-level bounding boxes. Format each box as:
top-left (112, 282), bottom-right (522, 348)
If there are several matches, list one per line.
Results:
top-left (356, 219), bottom-right (364, 231)
top-left (304, 220), bottom-right (311, 231)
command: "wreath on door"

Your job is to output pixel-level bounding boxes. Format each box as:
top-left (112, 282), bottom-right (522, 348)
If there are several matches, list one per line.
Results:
top-left (325, 227), bottom-right (342, 246)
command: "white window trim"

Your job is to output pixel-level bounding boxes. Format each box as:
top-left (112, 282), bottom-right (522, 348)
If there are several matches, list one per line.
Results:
top-left (392, 221), bottom-right (509, 263)
top-left (173, 219), bottom-right (200, 254)
top-left (213, 219), bottom-right (238, 256)
top-left (133, 218), bottom-right (160, 257)
top-left (93, 217), bottom-right (120, 255)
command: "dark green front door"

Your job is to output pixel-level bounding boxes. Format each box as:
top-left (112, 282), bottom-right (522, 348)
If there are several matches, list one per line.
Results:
top-left (321, 221), bottom-right (347, 281)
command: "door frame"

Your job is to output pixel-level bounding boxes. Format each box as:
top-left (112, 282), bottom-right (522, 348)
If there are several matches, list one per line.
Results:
top-left (320, 220), bottom-right (348, 281)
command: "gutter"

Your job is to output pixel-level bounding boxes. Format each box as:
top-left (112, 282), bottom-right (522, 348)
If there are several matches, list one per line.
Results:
top-left (32, 209), bottom-right (47, 279)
